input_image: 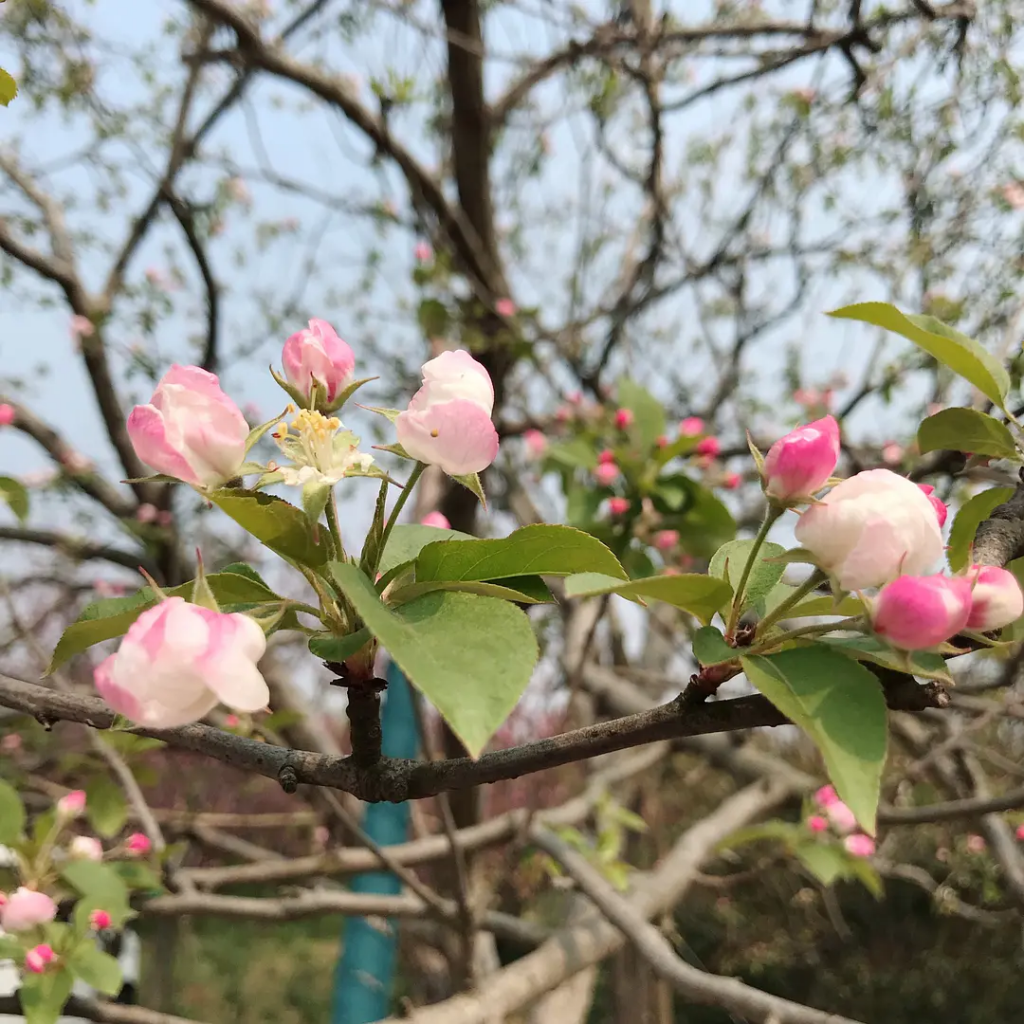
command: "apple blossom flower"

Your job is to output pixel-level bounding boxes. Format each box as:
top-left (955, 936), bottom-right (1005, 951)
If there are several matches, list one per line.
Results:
top-left (680, 417), bottom-right (704, 436)
top-left (0, 403), bottom-right (14, 426)
top-left (1016, 824), bottom-right (1024, 841)
top-left (598, 449), bottom-right (616, 465)
top-left (495, 298), bottom-right (516, 317)
top-left (70, 314), bottom-right (94, 339)
top-left (414, 242), bottom-right (433, 261)
top-left (282, 319), bottom-right (356, 404)
top-left (1, 733), bottom-right (22, 752)
top-left (882, 442), bottom-right (904, 465)
top-left (614, 408), bottom-right (634, 429)
top-left (69, 836), bottom-right (103, 861)
top-left (656, 434), bottom-right (669, 448)
top-left (827, 801), bottom-right (858, 835)
top-left (57, 790), bottom-right (86, 819)
top-left (844, 834), bottom-right (875, 858)
top-left (806, 815), bottom-right (828, 833)
top-left (272, 410), bottom-right (373, 488)
top-left (965, 564), bottom-right (1024, 630)
top-left (136, 503), bottom-right (158, 524)
top-left (608, 497), bottom-right (630, 516)
top-left (125, 833), bottom-right (152, 856)
top-left (89, 909), bottom-right (112, 931)
top-left (523, 429), bottom-right (547, 458)
top-left (917, 484), bottom-right (948, 528)
top-left (1001, 182), bottom-right (1024, 209)
top-left (654, 530), bottom-right (679, 551)
top-left (872, 574), bottom-right (972, 650)
top-left (762, 415), bottom-right (840, 502)
top-left (94, 597), bottom-right (269, 729)
top-left (695, 436), bottom-right (721, 458)
top-left (128, 365), bottom-right (249, 488)
top-left (224, 714), bottom-right (240, 727)
top-left (814, 785), bottom-right (838, 807)
top-left (594, 462), bottom-right (619, 487)
top-left (794, 469), bottom-right (944, 591)
top-left (967, 834), bottom-right (986, 853)
top-left (227, 176), bottom-right (252, 205)
top-left (723, 472), bottom-right (742, 490)
top-left (421, 511), bottom-right (451, 529)
top-left (24, 944), bottom-right (55, 974)
top-left (1, 888), bottom-right (57, 931)
top-left (396, 350), bottom-right (499, 476)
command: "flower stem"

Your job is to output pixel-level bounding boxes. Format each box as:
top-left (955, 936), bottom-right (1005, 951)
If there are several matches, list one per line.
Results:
top-left (725, 506), bottom-right (783, 638)
top-left (747, 615), bottom-right (864, 655)
top-left (326, 491), bottom-right (345, 560)
top-left (756, 568), bottom-right (828, 638)
top-left (374, 462), bottom-right (425, 574)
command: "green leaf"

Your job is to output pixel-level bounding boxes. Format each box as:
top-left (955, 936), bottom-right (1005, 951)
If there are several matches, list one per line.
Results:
top-left (308, 628), bottom-right (373, 663)
top-left (451, 471), bottom-right (487, 507)
top-left (828, 303), bottom-right (1011, 409)
top-left (692, 626), bottom-right (736, 666)
top-left (219, 563), bottom-right (272, 587)
top-left (330, 562), bottom-right (538, 757)
top-left (84, 776), bottom-right (128, 838)
top-left (416, 525), bottom-right (627, 584)
top-left (947, 486), bottom-right (1015, 573)
top-left (49, 571), bottom-right (284, 672)
top-left (543, 438), bottom-right (598, 471)
top-left (61, 860), bottom-right (131, 909)
top-left (243, 407), bottom-right (290, 456)
top-left (110, 860), bottom-right (163, 893)
top-left (208, 488), bottom-right (329, 567)
top-left (709, 539), bottom-right (787, 614)
top-left (388, 576), bottom-right (554, 606)
top-left (19, 968), bottom-right (72, 1024)
top-left (617, 379), bottom-right (666, 449)
top-left (68, 943), bottom-right (123, 997)
top-left (0, 475), bottom-right (29, 521)
top-left (326, 376), bottom-right (378, 413)
top-left (377, 523), bottom-right (474, 577)
top-left (793, 842), bottom-right (849, 887)
top-left (741, 646), bottom-right (888, 834)
top-left (72, 893), bottom-right (135, 932)
top-left (917, 409), bottom-right (1018, 459)
top-left (0, 777), bottom-right (26, 844)
top-left (0, 68), bottom-right (17, 107)
top-left (562, 572), bottom-right (732, 625)
top-left (715, 821), bottom-right (800, 853)
top-left (817, 635), bottom-right (953, 684)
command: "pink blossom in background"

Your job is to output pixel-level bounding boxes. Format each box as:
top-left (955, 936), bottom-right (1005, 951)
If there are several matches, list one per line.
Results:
top-left (762, 415), bottom-right (840, 502)
top-left (614, 408), bottom-right (634, 429)
top-left (814, 785), bottom-right (839, 807)
top-left (125, 833), bottom-right (152, 855)
top-left (679, 417), bottom-right (704, 436)
top-left (567, 391), bottom-right (583, 405)
top-left (654, 530), bottom-right (679, 551)
top-left (495, 298), bottom-right (516, 317)
top-left (57, 790), bottom-right (86, 818)
top-left (881, 442), bottom-right (903, 465)
top-left (227, 176), bottom-right (252, 205)
top-left (128, 365), bottom-right (249, 488)
top-left (0, 403), bottom-right (14, 426)
top-left (917, 484), bottom-right (948, 527)
top-left (598, 449), bottom-right (616, 465)
top-left (21, 469), bottom-right (57, 488)
top-left (62, 451), bottom-right (93, 474)
top-left (1001, 182), bottom-right (1024, 209)
top-left (145, 267), bottom-right (175, 290)
top-left (594, 462), bottom-right (619, 486)
top-left (1, 888), bottom-right (57, 931)
top-left (656, 434), bottom-right (669, 448)
top-left (414, 241), bottom-right (433, 261)
top-left (695, 436), bottom-right (721, 458)
top-left (806, 815), bottom-right (828, 833)
top-left (723, 472), bottom-right (742, 490)
top-left (24, 944), bottom-right (55, 974)
top-left (70, 314), bottom-right (94, 339)
top-left (94, 597), bottom-right (269, 729)
top-left (421, 511), bottom-right (451, 529)
top-left (608, 497), bottom-right (630, 516)
top-left (0, 733), bottom-right (22, 752)
top-left (69, 836), bottom-right (103, 861)
top-left (523, 429), bottom-right (547, 458)
top-left (396, 350), bottom-right (499, 476)
top-left (662, 567), bottom-right (680, 576)
top-left (793, 388), bottom-right (822, 408)
top-left (157, 510), bottom-right (173, 527)
top-left (89, 909), bottom-right (112, 931)
top-left (965, 564), bottom-right (1024, 630)
top-left (243, 402), bottom-right (263, 423)
top-left (224, 714), bottom-right (240, 727)
top-left (136, 503), bottom-right (158, 523)
top-left (826, 800), bottom-right (858, 834)
top-left (844, 834), bottom-right (875, 858)
top-left (1016, 824), bottom-right (1024, 841)
top-left (967, 834), bottom-right (986, 854)
top-left (282, 318), bottom-right (356, 403)
top-left (872, 574), bottom-right (972, 650)
top-left (791, 87), bottom-right (816, 103)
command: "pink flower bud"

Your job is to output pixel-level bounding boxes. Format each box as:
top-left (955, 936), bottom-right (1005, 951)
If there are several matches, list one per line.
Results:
top-left (157, 510), bottom-right (173, 527)
top-left (420, 511), bottom-right (451, 529)
top-left (598, 449), bottom-right (616, 465)
top-left (70, 314), bottom-right (94, 339)
top-left (614, 408), bottom-right (634, 429)
top-left (679, 417), bottom-right (704, 437)
top-left (762, 415), bottom-right (840, 502)
top-left (814, 785), bottom-right (838, 808)
top-left (917, 484), bottom-right (948, 527)
top-left (69, 836), bottom-right (103, 861)
top-left (0, 403), bottom-right (14, 426)
top-left (224, 714), bottom-right (240, 727)
top-left (723, 472), bottom-right (742, 490)
top-left (794, 469), bottom-right (944, 591)
top-left (567, 391), bottom-right (583, 405)
top-left (966, 833), bottom-right (986, 853)
top-left (495, 298), bottom-right (516, 317)
top-left (695, 436), bottom-right (721, 458)
top-left (806, 815), bottom-right (828, 833)
top-left (872, 574), bottom-right (972, 650)
top-left (128, 365), bottom-right (249, 488)
top-left (136, 503), bottom-right (158, 523)
top-left (396, 351), bottom-right (499, 476)
top-left (94, 598), bottom-right (269, 728)
top-left (89, 909), bottom-right (112, 931)
top-left (24, 944), bottom-right (55, 974)
top-left (827, 800), bottom-right (858, 835)
top-left (656, 434), bottom-right (669, 448)
top-left (1, 888), bottom-right (57, 931)
top-left (844, 834), bottom-right (875, 858)
top-left (414, 242), bottom-right (433, 262)
top-left (57, 790), bottom-right (86, 819)
top-left (282, 319), bottom-right (356, 404)
top-left (594, 462), bottom-right (619, 487)
top-left (1016, 824), bottom-right (1024, 841)
top-left (966, 564), bottom-right (1024, 631)
top-left (523, 429), bottom-right (547, 458)
top-left (125, 833), bottom-right (152, 855)
top-left (608, 497), bottom-right (630, 516)
top-left (654, 530), bottom-right (679, 551)
top-left (1, 733), bottom-right (22, 752)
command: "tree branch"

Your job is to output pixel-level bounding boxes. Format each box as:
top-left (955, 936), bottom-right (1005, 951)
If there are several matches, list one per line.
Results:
top-left (0, 995), bottom-right (205, 1024)
top-left (0, 526), bottom-right (155, 575)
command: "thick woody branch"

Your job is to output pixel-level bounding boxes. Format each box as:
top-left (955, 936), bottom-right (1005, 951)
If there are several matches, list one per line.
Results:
top-left (0, 995), bottom-right (205, 1024)
top-left (0, 674), bottom-right (947, 805)
top-left (972, 478), bottom-right (1024, 567)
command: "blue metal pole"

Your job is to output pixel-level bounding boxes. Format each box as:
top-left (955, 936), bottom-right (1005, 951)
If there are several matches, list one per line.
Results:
top-left (330, 660), bottom-right (417, 1024)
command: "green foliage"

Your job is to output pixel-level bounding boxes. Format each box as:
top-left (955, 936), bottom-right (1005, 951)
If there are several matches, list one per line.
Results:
top-left (61, 859), bottom-right (131, 909)
top-left (709, 539), bottom-right (787, 615)
top-left (208, 488), bottom-right (330, 566)
top-left (307, 628), bottom-right (373, 664)
top-left (691, 626), bottom-right (736, 666)
top-left (829, 303), bottom-right (1011, 411)
top-left (330, 561), bottom-right (538, 756)
top-left (84, 775), bottom-right (129, 838)
top-left (67, 943), bottom-right (123, 996)
top-left (818, 635), bottom-right (952, 684)
top-left (0, 474), bottom-right (29, 521)
top-left (917, 408), bottom-right (1018, 459)
top-left (376, 523), bottom-right (474, 576)
top-left (0, 68), bottom-right (17, 107)
top-left (741, 646), bottom-right (888, 834)
top-left (0, 778), bottom-right (26, 844)
top-left (563, 572), bottom-right (732, 624)
top-left (617, 378), bottom-right (666, 449)
top-left (388, 576), bottom-right (553, 606)
top-left (948, 486), bottom-right (1015, 572)
top-left (18, 968), bottom-right (72, 1024)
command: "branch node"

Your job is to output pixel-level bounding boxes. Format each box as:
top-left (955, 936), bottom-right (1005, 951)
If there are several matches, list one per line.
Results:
top-left (278, 764), bottom-right (299, 794)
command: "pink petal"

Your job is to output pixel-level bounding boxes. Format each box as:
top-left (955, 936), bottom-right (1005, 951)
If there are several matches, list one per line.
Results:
top-left (396, 399), bottom-right (499, 475)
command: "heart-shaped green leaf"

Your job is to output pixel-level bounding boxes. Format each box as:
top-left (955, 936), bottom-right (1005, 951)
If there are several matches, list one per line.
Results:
top-left (563, 572), bottom-right (732, 624)
top-left (917, 408), bottom-right (1018, 459)
top-left (208, 488), bottom-right (329, 566)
